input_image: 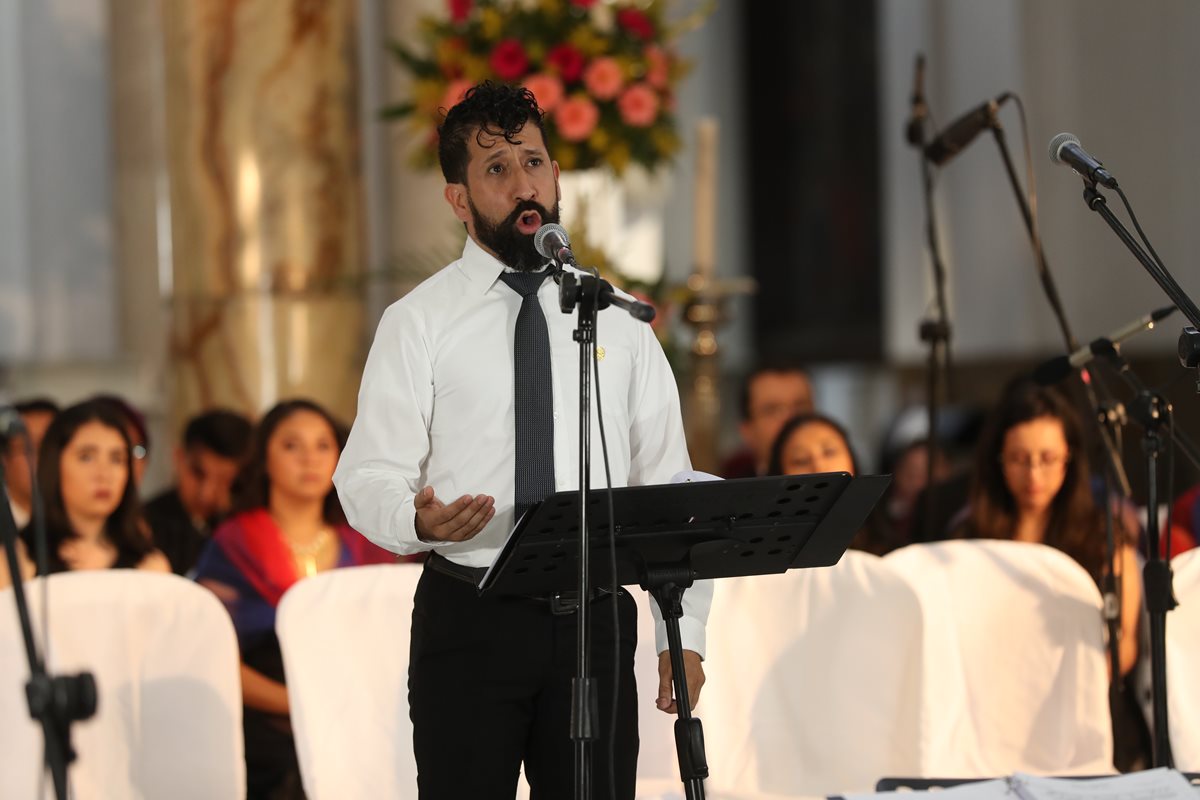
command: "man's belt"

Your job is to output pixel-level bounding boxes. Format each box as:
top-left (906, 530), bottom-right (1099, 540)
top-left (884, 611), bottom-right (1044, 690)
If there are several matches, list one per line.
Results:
top-left (426, 552), bottom-right (618, 615)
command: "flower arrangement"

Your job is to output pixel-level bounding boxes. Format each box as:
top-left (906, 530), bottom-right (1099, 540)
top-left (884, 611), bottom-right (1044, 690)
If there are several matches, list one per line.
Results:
top-left (384, 0), bottom-right (710, 174)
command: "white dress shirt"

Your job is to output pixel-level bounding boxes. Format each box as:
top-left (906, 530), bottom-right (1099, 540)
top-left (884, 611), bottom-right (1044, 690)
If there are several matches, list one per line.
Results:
top-left (335, 236), bottom-right (711, 656)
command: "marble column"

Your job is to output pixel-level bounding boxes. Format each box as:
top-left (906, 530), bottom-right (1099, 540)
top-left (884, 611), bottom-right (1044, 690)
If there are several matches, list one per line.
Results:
top-left (160, 0), bottom-right (365, 424)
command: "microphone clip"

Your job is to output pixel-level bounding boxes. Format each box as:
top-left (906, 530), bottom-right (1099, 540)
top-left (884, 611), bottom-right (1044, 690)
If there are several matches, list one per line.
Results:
top-left (558, 269), bottom-right (656, 323)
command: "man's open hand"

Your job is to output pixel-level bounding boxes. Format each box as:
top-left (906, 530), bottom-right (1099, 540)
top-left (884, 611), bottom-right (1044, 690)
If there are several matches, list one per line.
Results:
top-left (414, 486), bottom-right (495, 542)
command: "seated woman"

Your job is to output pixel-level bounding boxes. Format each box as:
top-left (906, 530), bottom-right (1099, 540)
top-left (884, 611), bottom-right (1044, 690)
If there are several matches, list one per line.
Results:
top-left (955, 382), bottom-right (1141, 675)
top-left (21, 399), bottom-right (169, 574)
top-left (955, 381), bottom-right (1148, 769)
top-left (768, 412), bottom-right (899, 555)
top-left (193, 399), bottom-right (394, 799)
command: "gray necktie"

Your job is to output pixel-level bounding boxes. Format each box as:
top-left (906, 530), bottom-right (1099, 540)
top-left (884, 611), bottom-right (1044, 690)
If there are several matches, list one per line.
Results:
top-left (499, 271), bottom-right (556, 521)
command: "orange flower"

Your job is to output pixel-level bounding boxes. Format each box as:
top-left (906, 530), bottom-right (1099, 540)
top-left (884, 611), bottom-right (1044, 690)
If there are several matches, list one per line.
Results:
top-left (554, 95), bottom-right (600, 142)
top-left (522, 73), bottom-right (565, 113)
top-left (582, 56), bottom-right (624, 101)
top-left (616, 83), bottom-right (659, 127)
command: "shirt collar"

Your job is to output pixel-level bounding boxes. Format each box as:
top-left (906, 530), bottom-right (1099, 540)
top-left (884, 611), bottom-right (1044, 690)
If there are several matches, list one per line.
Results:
top-left (458, 235), bottom-right (553, 294)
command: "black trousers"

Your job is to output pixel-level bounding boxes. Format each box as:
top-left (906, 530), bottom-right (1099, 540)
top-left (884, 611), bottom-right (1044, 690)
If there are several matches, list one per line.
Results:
top-left (409, 564), bottom-right (639, 799)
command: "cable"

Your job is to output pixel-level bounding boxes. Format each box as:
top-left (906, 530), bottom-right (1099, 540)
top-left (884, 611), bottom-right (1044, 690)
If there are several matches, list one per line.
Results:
top-left (1007, 94), bottom-right (1077, 349)
top-left (1165, 408), bottom-right (1175, 562)
top-left (587, 266), bottom-right (620, 800)
top-left (24, 432), bottom-right (53, 799)
top-left (1115, 185), bottom-right (1169, 273)
top-left (1011, 95), bottom-right (1044, 287)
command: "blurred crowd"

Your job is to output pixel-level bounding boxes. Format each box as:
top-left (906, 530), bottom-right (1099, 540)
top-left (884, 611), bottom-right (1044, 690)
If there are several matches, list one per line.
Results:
top-left (0, 395), bottom-right (407, 796)
top-left (2, 366), bottom-right (1195, 791)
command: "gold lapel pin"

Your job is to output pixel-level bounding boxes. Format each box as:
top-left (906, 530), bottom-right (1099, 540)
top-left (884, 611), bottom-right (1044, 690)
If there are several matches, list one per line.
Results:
top-left (595, 346), bottom-right (606, 361)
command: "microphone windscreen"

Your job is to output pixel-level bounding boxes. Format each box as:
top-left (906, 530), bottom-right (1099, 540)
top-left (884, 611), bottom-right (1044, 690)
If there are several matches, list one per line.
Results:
top-left (534, 223), bottom-right (569, 260)
top-left (1047, 132), bottom-right (1079, 164)
top-left (631, 303), bottom-right (656, 323)
top-left (1151, 304), bottom-right (1178, 323)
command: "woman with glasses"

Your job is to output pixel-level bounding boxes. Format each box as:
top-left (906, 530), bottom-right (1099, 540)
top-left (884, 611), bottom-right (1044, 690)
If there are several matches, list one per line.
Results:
top-left (957, 380), bottom-right (1150, 769)
top-left (21, 399), bottom-right (169, 574)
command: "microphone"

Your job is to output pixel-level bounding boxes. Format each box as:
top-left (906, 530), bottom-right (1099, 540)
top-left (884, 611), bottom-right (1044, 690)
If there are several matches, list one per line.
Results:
top-left (1034, 305), bottom-right (1178, 384)
top-left (924, 92), bottom-right (1011, 166)
top-left (1048, 133), bottom-right (1118, 189)
top-left (905, 54), bottom-right (927, 147)
top-left (534, 223), bottom-right (577, 266)
top-left (535, 222), bottom-right (655, 322)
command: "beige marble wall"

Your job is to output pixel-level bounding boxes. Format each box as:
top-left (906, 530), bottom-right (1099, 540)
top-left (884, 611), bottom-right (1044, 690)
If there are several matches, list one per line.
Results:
top-left (160, 0), bottom-right (365, 423)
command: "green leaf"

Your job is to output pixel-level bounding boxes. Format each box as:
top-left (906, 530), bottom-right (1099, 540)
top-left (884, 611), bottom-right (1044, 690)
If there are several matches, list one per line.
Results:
top-left (385, 41), bottom-right (441, 79)
top-left (378, 102), bottom-right (416, 121)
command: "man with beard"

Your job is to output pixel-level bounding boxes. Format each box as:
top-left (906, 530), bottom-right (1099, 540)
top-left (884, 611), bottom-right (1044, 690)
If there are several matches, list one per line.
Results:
top-left (334, 82), bottom-right (709, 798)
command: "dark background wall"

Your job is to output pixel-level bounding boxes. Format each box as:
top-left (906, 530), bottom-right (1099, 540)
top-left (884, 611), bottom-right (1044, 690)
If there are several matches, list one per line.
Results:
top-left (743, 0), bottom-right (882, 364)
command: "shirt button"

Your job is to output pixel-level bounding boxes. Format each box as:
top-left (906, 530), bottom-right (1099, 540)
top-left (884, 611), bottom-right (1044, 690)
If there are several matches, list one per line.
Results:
top-left (553, 412), bottom-right (559, 421)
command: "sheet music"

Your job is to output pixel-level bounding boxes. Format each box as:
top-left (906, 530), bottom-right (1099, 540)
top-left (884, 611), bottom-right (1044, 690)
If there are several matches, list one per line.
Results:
top-left (842, 778), bottom-right (1014, 800)
top-left (1011, 769), bottom-right (1198, 800)
top-left (842, 770), bottom-right (1199, 800)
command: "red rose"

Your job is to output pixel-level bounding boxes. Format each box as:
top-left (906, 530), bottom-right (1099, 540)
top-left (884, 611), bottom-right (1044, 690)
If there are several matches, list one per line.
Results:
top-left (448, 0), bottom-right (472, 24)
top-left (489, 39), bottom-right (530, 82)
top-left (547, 43), bottom-right (586, 83)
top-left (570, 0), bottom-right (599, 7)
top-left (616, 8), bottom-right (655, 40)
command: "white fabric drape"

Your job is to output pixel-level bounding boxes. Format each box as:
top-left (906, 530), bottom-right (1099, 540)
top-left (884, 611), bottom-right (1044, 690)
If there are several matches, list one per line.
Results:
top-left (698, 551), bottom-right (926, 797)
top-left (1167, 547), bottom-right (1200, 770)
top-left (0, 571), bottom-right (244, 799)
top-left (886, 539), bottom-right (1114, 777)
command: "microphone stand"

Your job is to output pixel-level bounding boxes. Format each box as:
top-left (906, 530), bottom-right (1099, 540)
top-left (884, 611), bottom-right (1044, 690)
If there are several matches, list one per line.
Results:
top-left (1, 450), bottom-right (96, 800)
top-left (1081, 185), bottom-right (1200, 331)
top-left (1079, 182), bottom-right (1200, 767)
top-left (987, 115), bottom-right (1134, 693)
top-left (555, 263), bottom-right (663, 799)
top-left (1093, 343), bottom-right (1200, 769)
top-left (911, 88), bottom-right (952, 532)
top-left (557, 265), bottom-right (600, 800)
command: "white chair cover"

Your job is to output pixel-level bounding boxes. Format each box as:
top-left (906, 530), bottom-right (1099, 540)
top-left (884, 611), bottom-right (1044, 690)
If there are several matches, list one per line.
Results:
top-left (0, 571), bottom-right (244, 799)
top-left (1167, 547), bottom-right (1200, 770)
top-left (886, 539), bottom-right (1113, 777)
top-left (276, 563), bottom-right (424, 799)
top-left (697, 551), bottom-right (926, 797)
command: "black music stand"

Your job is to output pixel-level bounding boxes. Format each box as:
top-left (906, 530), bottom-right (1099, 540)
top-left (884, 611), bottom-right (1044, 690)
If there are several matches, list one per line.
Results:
top-left (480, 472), bottom-right (891, 800)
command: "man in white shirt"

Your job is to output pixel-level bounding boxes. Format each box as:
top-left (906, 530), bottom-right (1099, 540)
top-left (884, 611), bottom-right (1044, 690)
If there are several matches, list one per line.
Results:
top-left (334, 82), bottom-right (710, 798)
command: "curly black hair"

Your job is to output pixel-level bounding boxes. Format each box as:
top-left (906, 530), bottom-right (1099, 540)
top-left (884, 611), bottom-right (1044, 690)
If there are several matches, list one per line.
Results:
top-left (437, 81), bottom-right (550, 184)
